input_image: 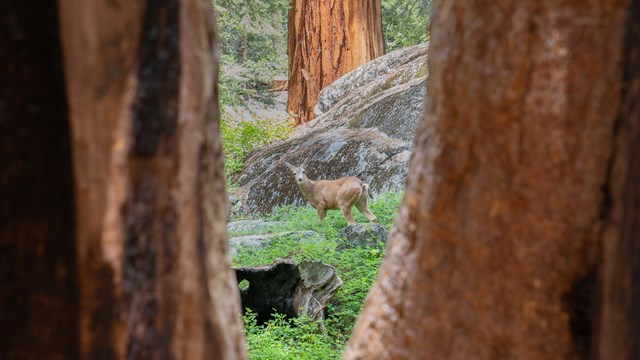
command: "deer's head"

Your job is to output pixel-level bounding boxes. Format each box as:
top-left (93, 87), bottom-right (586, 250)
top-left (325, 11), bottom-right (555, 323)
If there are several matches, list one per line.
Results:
top-left (283, 160), bottom-right (308, 184)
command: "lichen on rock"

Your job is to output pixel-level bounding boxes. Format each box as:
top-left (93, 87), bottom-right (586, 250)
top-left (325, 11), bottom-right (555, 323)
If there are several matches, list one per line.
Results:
top-left (234, 43), bottom-right (429, 213)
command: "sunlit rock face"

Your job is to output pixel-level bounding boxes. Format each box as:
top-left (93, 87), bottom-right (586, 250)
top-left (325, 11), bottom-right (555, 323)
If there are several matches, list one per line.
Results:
top-left (309, 42), bottom-right (429, 143)
top-left (235, 43), bottom-right (428, 213)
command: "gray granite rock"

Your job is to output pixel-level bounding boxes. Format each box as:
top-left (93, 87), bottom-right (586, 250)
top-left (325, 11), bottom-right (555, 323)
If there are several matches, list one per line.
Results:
top-left (234, 43), bottom-right (428, 213)
top-left (337, 224), bottom-right (388, 250)
top-left (229, 231), bottom-right (324, 257)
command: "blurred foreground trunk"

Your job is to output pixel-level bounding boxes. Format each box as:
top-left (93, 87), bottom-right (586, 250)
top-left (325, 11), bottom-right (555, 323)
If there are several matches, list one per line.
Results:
top-left (344, 0), bottom-right (640, 359)
top-left (0, 2), bottom-right (78, 358)
top-left (1, 0), bottom-right (246, 359)
top-left (287, 0), bottom-right (384, 124)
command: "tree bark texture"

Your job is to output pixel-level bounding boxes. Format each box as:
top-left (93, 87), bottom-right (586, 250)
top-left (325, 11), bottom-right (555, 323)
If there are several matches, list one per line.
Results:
top-left (58, 0), bottom-right (246, 358)
top-left (1, 0), bottom-right (246, 359)
top-left (594, 0), bottom-right (640, 358)
top-left (287, 0), bottom-right (384, 124)
top-left (344, 0), bottom-right (637, 359)
top-left (0, 2), bottom-right (78, 359)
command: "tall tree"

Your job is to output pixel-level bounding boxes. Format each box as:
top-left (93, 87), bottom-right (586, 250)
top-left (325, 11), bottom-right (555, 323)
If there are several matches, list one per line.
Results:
top-left (216, 0), bottom-right (289, 64)
top-left (287, 0), bottom-right (385, 124)
top-left (1, 0), bottom-right (246, 358)
top-left (0, 1), bottom-right (78, 358)
top-left (215, 0), bottom-right (290, 106)
top-left (344, 0), bottom-right (639, 359)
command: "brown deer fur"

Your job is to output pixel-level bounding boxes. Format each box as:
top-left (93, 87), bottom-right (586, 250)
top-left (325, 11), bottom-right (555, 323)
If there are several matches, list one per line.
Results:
top-left (283, 161), bottom-right (377, 225)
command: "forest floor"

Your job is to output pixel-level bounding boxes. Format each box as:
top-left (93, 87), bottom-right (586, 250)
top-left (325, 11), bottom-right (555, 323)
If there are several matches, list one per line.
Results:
top-left (220, 85), bottom-right (404, 359)
top-left (222, 91), bottom-right (290, 126)
top-left (230, 192), bottom-right (402, 360)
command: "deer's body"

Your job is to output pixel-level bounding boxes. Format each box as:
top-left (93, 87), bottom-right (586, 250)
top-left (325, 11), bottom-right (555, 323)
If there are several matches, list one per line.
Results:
top-left (284, 161), bottom-right (377, 225)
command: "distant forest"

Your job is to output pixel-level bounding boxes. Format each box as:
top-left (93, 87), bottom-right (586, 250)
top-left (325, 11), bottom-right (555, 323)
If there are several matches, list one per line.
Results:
top-left (214, 0), bottom-right (432, 106)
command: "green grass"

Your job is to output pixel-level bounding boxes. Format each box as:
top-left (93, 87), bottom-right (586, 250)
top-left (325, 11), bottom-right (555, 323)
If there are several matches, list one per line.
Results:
top-left (232, 192), bottom-right (402, 359)
top-left (244, 312), bottom-right (343, 360)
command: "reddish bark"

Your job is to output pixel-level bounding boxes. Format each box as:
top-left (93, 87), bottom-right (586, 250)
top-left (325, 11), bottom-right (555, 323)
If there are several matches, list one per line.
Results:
top-left (58, 0), bottom-right (246, 357)
top-left (287, 0), bottom-right (384, 124)
top-left (344, 0), bottom-right (637, 359)
top-left (1, 0), bottom-right (246, 359)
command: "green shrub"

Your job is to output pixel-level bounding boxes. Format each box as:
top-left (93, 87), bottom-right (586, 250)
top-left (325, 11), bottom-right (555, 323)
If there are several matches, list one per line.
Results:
top-left (244, 312), bottom-right (342, 360)
top-left (219, 56), bottom-right (287, 107)
top-left (221, 117), bottom-right (293, 179)
top-left (382, 0), bottom-right (433, 52)
top-left (215, 0), bottom-right (289, 108)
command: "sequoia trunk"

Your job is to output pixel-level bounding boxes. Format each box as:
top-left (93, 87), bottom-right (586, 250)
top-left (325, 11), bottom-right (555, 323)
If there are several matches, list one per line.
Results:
top-left (593, 1), bottom-right (640, 357)
top-left (287, 0), bottom-right (384, 124)
top-left (0, 2), bottom-right (78, 358)
top-left (344, 0), bottom-right (639, 359)
top-left (1, 0), bottom-right (246, 359)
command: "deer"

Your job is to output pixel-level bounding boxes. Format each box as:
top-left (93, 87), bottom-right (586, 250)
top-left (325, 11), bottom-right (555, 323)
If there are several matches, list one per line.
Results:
top-left (282, 160), bottom-right (377, 225)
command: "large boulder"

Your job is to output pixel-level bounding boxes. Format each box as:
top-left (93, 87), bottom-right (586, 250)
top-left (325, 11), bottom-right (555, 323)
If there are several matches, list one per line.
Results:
top-left (302, 42), bottom-right (429, 143)
top-left (229, 231), bottom-right (324, 257)
top-left (237, 128), bottom-right (411, 213)
top-left (314, 43), bottom-right (428, 118)
top-left (235, 43), bottom-right (428, 213)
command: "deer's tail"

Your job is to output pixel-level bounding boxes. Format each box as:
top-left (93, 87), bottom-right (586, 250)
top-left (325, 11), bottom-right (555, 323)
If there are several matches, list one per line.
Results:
top-left (362, 183), bottom-right (373, 200)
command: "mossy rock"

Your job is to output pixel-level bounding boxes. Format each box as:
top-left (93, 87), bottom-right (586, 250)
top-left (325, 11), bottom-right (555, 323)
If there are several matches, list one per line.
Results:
top-left (336, 224), bottom-right (388, 250)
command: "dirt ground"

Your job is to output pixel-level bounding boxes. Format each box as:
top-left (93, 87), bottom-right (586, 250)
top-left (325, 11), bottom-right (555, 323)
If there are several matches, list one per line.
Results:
top-left (222, 91), bottom-right (292, 126)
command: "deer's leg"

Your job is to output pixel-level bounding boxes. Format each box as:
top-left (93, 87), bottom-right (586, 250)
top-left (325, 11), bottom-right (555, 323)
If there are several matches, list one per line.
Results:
top-left (338, 187), bottom-right (361, 225)
top-left (317, 208), bottom-right (326, 224)
top-left (355, 193), bottom-right (378, 223)
top-left (340, 205), bottom-right (356, 225)
top-left (356, 202), bottom-right (378, 223)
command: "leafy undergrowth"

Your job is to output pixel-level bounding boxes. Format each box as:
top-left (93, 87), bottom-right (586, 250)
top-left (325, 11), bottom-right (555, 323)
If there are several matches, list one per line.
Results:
top-left (232, 192), bottom-right (402, 360)
top-left (221, 115), bottom-right (293, 180)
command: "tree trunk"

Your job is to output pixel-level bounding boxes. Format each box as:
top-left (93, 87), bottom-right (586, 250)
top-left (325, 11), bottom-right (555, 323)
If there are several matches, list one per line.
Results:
top-left (0, 2), bottom-right (78, 359)
top-left (344, 0), bottom-right (638, 359)
top-left (594, 1), bottom-right (640, 357)
top-left (287, 0), bottom-right (384, 124)
top-left (1, 0), bottom-right (246, 359)
top-left (242, 30), bottom-right (248, 64)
